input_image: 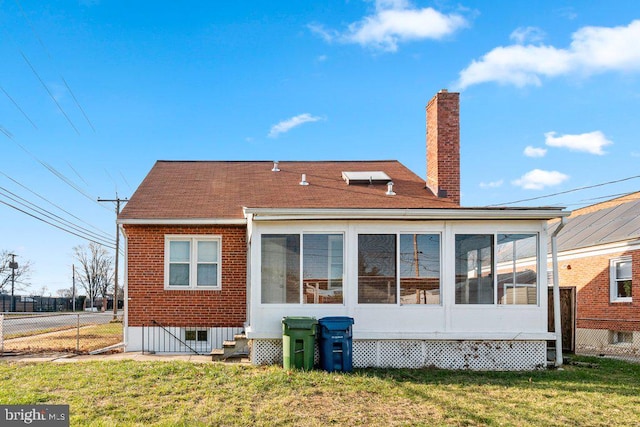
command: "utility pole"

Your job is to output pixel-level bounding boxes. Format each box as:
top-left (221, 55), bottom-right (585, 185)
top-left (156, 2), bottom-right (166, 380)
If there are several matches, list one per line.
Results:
top-left (98, 195), bottom-right (128, 319)
top-left (72, 264), bottom-right (76, 312)
top-left (9, 254), bottom-right (18, 312)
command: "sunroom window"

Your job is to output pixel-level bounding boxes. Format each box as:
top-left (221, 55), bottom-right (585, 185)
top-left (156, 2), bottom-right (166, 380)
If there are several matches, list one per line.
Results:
top-left (358, 234), bottom-right (397, 304)
top-left (496, 234), bottom-right (538, 305)
top-left (358, 233), bottom-right (441, 304)
top-left (455, 233), bottom-right (538, 305)
top-left (455, 234), bottom-right (494, 304)
top-left (399, 234), bottom-right (441, 304)
top-left (261, 234), bottom-right (344, 304)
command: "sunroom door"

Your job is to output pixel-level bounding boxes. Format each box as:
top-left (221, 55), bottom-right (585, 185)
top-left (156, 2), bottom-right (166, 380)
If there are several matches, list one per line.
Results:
top-left (261, 237), bottom-right (287, 303)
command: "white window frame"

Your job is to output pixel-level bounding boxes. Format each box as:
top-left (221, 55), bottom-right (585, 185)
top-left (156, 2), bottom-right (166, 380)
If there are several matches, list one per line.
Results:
top-left (454, 232), bottom-right (539, 306)
top-left (610, 256), bottom-right (632, 303)
top-left (164, 235), bottom-right (222, 290)
top-left (356, 232), bottom-right (443, 306)
top-left (260, 232), bottom-right (346, 304)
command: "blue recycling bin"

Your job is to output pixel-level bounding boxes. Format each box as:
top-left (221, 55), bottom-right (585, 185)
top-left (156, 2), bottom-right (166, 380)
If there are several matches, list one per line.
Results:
top-left (317, 316), bottom-right (354, 373)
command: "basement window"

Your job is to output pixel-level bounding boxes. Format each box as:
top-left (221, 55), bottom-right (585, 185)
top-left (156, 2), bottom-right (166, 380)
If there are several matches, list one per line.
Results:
top-left (342, 171), bottom-right (391, 185)
top-left (610, 331), bottom-right (633, 345)
top-left (185, 329), bottom-right (208, 342)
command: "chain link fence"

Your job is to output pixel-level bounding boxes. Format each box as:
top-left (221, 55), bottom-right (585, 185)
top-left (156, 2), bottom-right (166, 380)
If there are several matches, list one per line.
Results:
top-left (574, 318), bottom-right (640, 364)
top-left (1, 312), bottom-right (123, 355)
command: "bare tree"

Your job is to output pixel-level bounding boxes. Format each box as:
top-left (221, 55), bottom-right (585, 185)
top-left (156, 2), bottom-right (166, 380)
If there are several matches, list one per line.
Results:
top-left (73, 243), bottom-right (114, 311)
top-left (0, 250), bottom-right (32, 294)
top-left (56, 287), bottom-right (74, 298)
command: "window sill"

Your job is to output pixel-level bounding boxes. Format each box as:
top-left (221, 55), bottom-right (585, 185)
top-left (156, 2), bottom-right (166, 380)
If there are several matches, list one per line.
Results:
top-left (165, 286), bottom-right (222, 291)
top-left (610, 298), bottom-right (632, 304)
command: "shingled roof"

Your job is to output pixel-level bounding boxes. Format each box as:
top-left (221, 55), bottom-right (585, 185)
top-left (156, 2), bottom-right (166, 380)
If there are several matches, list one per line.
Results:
top-left (118, 160), bottom-right (459, 221)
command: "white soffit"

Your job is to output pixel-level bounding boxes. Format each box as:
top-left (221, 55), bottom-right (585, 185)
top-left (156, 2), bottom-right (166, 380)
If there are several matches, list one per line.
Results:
top-left (342, 171), bottom-right (391, 185)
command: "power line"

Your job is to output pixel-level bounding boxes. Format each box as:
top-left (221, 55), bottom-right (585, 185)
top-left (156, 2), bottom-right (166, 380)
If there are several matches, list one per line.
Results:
top-left (0, 170), bottom-right (114, 240)
top-left (0, 198), bottom-right (115, 249)
top-left (66, 162), bottom-right (89, 186)
top-left (61, 76), bottom-right (96, 132)
top-left (489, 174), bottom-right (640, 206)
top-left (119, 171), bottom-right (133, 191)
top-left (562, 191), bottom-right (640, 207)
top-left (0, 187), bottom-right (116, 246)
top-left (13, 0), bottom-right (96, 132)
top-left (19, 50), bottom-right (81, 135)
top-left (0, 130), bottom-right (111, 211)
top-left (0, 86), bottom-right (38, 129)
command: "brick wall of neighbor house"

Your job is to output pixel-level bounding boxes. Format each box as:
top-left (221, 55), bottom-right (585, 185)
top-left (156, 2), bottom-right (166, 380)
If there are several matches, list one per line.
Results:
top-left (557, 249), bottom-right (639, 332)
top-left (426, 89), bottom-right (460, 205)
top-left (124, 224), bottom-right (247, 327)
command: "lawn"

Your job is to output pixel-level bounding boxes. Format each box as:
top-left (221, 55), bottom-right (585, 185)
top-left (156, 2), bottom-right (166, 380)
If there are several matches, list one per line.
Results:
top-left (3, 322), bottom-right (123, 353)
top-left (0, 356), bottom-right (639, 426)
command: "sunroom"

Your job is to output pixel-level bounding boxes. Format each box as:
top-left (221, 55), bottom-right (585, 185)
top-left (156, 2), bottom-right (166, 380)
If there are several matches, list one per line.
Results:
top-left (245, 207), bottom-right (566, 370)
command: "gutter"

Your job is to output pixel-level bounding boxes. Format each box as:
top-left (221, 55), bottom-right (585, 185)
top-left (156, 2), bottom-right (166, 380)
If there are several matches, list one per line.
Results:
top-left (551, 217), bottom-right (567, 367)
top-left (243, 207), bottom-right (569, 221)
top-left (117, 218), bottom-right (247, 225)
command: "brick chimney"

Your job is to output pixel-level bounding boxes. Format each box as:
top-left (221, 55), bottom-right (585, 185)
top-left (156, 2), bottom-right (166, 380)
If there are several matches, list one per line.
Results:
top-left (426, 89), bottom-right (460, 205)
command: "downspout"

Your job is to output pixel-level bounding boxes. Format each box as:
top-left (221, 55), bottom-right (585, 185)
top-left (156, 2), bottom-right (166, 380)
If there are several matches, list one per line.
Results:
top-left (244, 212), bottom-right (253, 333)
top-left (551, 217), bottom-right (567, 367)
top-left (119, 224), bottom-right (129, 351)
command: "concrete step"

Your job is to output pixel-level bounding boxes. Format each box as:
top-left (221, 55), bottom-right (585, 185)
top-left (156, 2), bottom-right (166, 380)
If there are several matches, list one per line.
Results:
top-left (212, 334), bottom-right (249, 362)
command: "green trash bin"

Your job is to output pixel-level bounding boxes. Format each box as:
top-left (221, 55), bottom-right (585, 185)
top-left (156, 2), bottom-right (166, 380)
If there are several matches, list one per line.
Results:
top-left (282, 316), bottom-right (318, 370)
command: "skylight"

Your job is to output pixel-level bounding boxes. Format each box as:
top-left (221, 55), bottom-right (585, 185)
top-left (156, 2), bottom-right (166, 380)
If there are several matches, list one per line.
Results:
top-left (342, 171), bottom-right (391, 185)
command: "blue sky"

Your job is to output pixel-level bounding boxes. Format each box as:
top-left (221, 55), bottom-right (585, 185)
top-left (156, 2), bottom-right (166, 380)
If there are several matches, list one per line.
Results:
top-left (1, 0), bottom-right (639, 295)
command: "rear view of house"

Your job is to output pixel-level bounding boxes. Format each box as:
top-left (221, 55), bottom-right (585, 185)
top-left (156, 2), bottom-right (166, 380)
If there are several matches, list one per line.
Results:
top-left (118, 90), bottom-right (568, 370)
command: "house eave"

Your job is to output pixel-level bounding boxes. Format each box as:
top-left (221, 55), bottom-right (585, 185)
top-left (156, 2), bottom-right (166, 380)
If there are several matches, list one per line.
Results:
top-left (243, 207), bottom-right (569, 221)
top-left (117, 218), bottom-right (247, 225)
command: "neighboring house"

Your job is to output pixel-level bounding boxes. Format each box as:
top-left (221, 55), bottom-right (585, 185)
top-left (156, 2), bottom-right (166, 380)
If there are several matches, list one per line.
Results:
top-left (550, 193), bottom-right (640, 355)
top-left (118, 90), bottom-right (568, 370)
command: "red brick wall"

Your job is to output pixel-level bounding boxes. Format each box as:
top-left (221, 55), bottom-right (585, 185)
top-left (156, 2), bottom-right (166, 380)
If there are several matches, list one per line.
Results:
top-left (556, 249), bottom-right (639, 332)
top-left (426, 90), bottom-right (460, 205)
top-left (124, 224), bottom-right (247, 327)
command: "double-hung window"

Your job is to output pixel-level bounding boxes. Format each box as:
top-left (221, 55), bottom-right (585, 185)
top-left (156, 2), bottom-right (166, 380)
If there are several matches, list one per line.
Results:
top-left (610, 257), bottom-right (632, 302)
top-left (165, 236), bottom-right (221, 289)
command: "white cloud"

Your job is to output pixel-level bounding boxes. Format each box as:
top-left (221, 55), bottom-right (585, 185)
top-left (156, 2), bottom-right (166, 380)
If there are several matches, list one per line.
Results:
top-left (512, 169), bottom-right (569, 190)
top-left (309, 0), bottom-right (467, 52)
top-left (544, 131), bottom-right (612, 155)
top-left (510, 26), bottom-right (545, 44)
top-left (316, 55), bottom-right (328, 62)
top-left (456, 20), bottom-right (640, 89)
top-left (523, 146), bottom-right (547, 158)
top-left (268, 114), bottom-right (322, 138)
top-left (479, 180), bottom-right (504, 189)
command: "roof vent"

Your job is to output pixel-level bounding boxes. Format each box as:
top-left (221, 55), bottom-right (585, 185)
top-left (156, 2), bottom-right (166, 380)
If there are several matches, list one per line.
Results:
top-left (342, 171), bottom-right (391, 185)
top-left (299, 174), bottom-right (309, 186)
top-left (386, 181), bottom-right (396, 196)
top-left (271, 161), bottom-right (280, 172)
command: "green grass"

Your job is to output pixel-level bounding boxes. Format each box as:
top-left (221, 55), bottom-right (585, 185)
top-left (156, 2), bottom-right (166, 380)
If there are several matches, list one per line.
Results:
top-left (0, 356), bottom-right (639, 426)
